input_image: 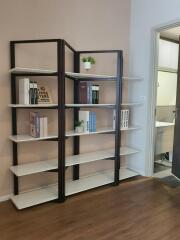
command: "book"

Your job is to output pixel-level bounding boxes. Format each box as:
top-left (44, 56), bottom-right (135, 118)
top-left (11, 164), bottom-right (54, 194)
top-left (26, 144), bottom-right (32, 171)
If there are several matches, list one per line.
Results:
top-left (39, 117), bottom-right (44, 138)
top-left (29, 81), bottom-right (38, 104)
top-left (37, 85), bottom-right (52, 104)
top-left (92, 85), bottom-right (99, 104)
top-left (79, 111), bottom-right (96, 132)
top-left (79, 82), bottom-right (92, 104)
top-left (19, 78), bottom-right (30, 104)
top-left (43, 117), bottom-right (48, 137)
top-left (79, 110), bottom-right (90, 132)
top-left (113, 109), bottom-right (129, 130)
top-left (30, 112), bottom-right (40, 138)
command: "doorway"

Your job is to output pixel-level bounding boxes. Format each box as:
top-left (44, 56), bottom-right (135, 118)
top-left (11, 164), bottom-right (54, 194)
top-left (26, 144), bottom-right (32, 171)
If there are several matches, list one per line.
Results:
top-left (152, 27), bottom-right (180, 178)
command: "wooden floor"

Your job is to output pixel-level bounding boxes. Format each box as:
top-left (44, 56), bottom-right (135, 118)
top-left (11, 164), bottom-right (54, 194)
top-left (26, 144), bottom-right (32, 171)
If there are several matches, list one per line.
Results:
top-left (1, 177), bottom-right (180, 240)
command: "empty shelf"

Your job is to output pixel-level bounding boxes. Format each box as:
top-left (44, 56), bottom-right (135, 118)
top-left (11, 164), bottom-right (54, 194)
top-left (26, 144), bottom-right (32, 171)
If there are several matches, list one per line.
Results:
top-left (8, 104), bottom-right (58, 108)
top-left (10, 147), bottom-right (139, 176)
top-left (10, 67), bottom-right (57, 74)
top-left (11, 185), bottom-right (57, 210)
top-left (10, 159), bottom-right (57, 176)
top-left (66, 104), bottom-right (115, 108)
top-left (11, 168), bottom-right (139, 209)
top-left (9, 134), bottom-right (58, 143)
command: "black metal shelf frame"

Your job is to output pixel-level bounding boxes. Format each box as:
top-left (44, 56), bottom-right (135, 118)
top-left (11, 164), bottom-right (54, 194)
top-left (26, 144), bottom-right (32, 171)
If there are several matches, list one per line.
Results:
top-left (10, 39), bottom-right (123, 203)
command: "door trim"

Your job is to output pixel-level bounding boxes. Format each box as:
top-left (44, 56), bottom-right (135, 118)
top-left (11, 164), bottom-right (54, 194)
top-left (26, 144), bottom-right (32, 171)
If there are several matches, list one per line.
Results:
top-left (147, 19), bottom-right (180, 176)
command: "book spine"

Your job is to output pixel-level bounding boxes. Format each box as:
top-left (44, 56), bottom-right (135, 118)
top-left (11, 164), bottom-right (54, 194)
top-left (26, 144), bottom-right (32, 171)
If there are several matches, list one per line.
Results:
top-left (35, 113), bottom-right (40, 137)
top-left (89, 112), bottom-right (92, 132)
top-left (19, 78), bottom-right (30, 104)
top-left (43, 117), bottom-right (48, 137)
top-left (33, 82), bottom-right (38, 104)
top-left (92, 85), bottom-right (96, 104)
top-left (29, 82), bottom-right (34, 104)
top-left (79, 82), bottom-right (88, 104)
top-left (95, 85), bottom-right (99, 104)
top-left (92, 112), bottom-right (96, 131)
top-left (88, 82), bottom-right (92, 104)
top-left (40, 117), bottom-right (44, 137)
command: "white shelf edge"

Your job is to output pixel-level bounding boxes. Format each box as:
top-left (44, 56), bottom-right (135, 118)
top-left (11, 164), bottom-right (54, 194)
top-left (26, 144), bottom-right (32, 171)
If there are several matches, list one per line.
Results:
top-left (11, 168), bottom-right (139, 209)
top-left (9, 67), bottom-right (57, 74)
top-left (65, 71), bottom-right (116, 79)
top-left (10, 147), bottom-right (140, 177)
top-left (11, 184), bottom-right (58, 210)
top-left (8, 104), bottom-right (58, 108)
top-left (9, 134), bottom-right (58, 143)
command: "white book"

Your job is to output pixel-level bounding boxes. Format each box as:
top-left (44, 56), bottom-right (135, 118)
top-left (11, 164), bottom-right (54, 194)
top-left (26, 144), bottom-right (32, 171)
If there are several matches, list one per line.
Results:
top-left (79, 111), bottom-right (90, 132)
top-left (40, 117), bottom-right (44, 137)
top-left (43, 117), bottom-right (48, 137)
top-left (113, 109), bottom-right (129, 130)
top-left (19, 78), bottom-right (30, 104)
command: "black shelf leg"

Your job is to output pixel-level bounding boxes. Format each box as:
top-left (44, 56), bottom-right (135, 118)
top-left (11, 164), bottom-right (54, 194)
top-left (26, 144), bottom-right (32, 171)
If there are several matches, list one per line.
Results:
top-left (114, 51), bottom-right (123, 185)
top-left (57, 40), bottom-right (66, 202)
top-left (73, 52), bottom-right (80, 180)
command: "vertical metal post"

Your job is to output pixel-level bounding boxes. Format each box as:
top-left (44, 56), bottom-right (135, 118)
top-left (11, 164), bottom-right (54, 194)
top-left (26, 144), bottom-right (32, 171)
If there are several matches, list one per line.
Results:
top-left (10, 42), bottom-right (19, 195)
top-left (57, 40), bottom-right (66, 201)
top-left (114, 51), bottom-right (123, 185)
top-left (73, 52), bottom-right (80, 180)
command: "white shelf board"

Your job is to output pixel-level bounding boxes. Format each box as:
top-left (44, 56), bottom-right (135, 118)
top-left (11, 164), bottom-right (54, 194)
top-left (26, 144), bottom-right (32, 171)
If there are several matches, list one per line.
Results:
top-left (11, 184), bottom-right (57, 210)
top-left (65, 170), bottom-right (114, 196)
top-left (8, 104), bottom-right (58, 108)
top-left (121, 102), bottom-right (143, 106)
top-left (10, 147), bottom-right (139, 176)
top-left (11, 168), bottom-right (139, 209)
top-left (65, 72), bottom-right (116, 79)
top-left (66, 104), bottom-right (115, 108)
top-left (10, 67), bottom-right (56, 74)
top-left (66, 126), bottom-right (141, 137)
top-left (66, 168), bottom-right (139, 196)
top-left (122, 77), bottom-right (143, 81)
top-left (66, 127), bottom-right (114, 137)
top-left (10, 159), bottom-right (57, 176)
top-left (9, 134), bottom-right (58, 143)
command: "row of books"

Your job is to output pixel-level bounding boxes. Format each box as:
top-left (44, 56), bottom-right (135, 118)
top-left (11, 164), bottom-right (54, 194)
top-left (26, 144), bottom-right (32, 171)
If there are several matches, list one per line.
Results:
top-left (19, 78), bottom-right (52, 105)
top-left (30, 112), bottom-right (48, 138)
top-left (113, 109), bottom-right (129, 130)
top-left (79, 82), bottom-right (99, 104)
top-left (79, 110), bottom-right (96, 132)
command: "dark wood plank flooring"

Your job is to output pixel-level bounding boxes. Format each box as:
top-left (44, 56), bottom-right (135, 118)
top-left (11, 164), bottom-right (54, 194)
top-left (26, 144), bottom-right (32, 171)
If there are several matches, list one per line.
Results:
top-left (1, 177), bottom-right (180, 240)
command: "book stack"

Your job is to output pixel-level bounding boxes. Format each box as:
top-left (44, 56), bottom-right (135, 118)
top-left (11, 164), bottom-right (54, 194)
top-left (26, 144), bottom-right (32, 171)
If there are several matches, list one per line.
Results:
top-left (79, 82), bottom-right (99, 104)
top-left (79, 110), bottom-right (96, 132)
top-left (113, 109), bottom-right (129, 130)
top-left (30, 112), bottom-right (48, 138)
top-left (19, 78), bottom-right (52, 104)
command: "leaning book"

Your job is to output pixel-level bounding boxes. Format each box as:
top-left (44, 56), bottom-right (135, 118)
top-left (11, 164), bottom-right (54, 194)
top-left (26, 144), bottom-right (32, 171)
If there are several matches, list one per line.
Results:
top-left (30, 112), bottom-right (40, 138)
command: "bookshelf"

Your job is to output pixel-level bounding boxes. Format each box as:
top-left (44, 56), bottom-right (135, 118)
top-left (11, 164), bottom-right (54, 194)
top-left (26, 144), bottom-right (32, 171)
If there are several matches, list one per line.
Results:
top-left (9, 39), bottom-right (142, 209)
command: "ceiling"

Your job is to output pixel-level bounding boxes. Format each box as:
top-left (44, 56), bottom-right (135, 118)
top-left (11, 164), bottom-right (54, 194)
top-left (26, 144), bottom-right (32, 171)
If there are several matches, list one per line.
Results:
top-left (161, 26), bottom-right (180, 41)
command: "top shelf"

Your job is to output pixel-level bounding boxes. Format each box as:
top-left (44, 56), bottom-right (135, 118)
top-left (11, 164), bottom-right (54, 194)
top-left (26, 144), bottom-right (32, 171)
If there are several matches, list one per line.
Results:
top-left (9, 68), bottom-right (142, 81)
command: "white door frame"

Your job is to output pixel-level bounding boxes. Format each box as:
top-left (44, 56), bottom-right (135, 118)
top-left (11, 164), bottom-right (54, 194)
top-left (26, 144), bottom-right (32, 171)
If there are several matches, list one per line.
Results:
top-left (148, 19), bottom-right (180, 176)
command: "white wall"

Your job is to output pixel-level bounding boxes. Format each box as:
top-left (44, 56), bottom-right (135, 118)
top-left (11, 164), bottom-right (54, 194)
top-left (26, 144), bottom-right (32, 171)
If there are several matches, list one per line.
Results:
top-left (129, 0), bottom-right (180, 176)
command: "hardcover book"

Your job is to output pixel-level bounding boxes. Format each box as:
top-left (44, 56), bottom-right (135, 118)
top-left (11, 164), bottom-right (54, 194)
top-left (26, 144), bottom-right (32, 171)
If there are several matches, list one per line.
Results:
top-left (30, 112), bottom-right (40, 138)
top-left (37, 85), bottom-right (52, 104)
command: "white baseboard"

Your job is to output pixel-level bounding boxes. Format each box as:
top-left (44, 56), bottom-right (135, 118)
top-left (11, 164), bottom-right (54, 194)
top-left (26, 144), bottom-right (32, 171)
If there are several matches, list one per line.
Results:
top-left (0, 195), bottom-right (11, 203)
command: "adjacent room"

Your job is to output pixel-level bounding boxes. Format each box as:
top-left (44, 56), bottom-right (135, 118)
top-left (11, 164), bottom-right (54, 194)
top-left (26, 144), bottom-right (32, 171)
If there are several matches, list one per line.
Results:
top-left (1, 0), bottom-right (180, 239)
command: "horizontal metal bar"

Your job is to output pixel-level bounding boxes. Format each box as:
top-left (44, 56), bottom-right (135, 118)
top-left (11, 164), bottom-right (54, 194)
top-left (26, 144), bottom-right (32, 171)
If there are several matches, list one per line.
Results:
top-left (10, 39), bottom-right (61, 44)
top-left (65, 41), bottom-right (76, 53)
top-left (78, 50), bottom-right (122, 54)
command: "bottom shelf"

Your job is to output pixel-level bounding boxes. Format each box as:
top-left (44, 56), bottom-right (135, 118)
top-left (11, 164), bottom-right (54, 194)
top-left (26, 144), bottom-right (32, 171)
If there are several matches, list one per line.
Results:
top-left (11, 168), bottom-right (139, 209)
